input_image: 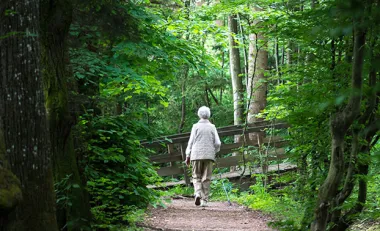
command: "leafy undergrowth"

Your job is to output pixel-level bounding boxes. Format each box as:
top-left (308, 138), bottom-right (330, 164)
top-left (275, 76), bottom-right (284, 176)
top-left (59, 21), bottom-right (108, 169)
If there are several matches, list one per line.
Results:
top-left (237, 187), bottom-right (303, 230)
top-left (233, 175), bottom-right (304, 231)
top-left (77, 115), bottom-right (165, 230)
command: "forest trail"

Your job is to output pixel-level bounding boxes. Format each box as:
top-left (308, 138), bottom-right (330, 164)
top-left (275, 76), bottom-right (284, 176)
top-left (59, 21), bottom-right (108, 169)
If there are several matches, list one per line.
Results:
top-left (142, 197), bottom-right (275, 231)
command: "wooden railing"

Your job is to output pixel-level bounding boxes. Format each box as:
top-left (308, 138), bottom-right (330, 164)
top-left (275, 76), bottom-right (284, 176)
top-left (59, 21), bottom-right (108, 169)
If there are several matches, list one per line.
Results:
top-left (141, 120), bottom-right (289, 185)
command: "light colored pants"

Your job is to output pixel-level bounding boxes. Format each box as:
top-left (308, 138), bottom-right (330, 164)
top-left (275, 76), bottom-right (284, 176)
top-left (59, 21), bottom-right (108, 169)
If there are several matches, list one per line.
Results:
top-left (192, 159), bottom-right (213, 201)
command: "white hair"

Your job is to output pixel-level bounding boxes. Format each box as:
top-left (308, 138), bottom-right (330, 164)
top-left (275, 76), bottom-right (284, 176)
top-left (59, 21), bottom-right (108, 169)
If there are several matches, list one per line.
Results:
top-left (198, 106), bottom-right (211, 119)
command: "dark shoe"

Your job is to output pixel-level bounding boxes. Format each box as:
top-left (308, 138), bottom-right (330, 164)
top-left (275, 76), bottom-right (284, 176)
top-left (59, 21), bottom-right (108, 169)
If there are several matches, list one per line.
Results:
top-left (194, 194), bottom-right (201, 206)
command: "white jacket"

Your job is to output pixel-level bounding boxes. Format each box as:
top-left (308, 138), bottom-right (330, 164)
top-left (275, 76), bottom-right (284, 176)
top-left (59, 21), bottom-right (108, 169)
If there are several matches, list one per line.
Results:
top-left (186, 119), bottom-right (221, 161)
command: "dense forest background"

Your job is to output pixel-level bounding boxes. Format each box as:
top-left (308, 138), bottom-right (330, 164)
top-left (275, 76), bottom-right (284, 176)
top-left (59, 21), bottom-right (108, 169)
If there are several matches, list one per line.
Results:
top-left (0, 0), bottom-right (379, 231)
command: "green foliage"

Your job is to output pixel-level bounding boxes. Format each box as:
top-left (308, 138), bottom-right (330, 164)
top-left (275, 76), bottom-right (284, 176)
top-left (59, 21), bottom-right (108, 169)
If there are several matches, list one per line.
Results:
top-left (360, 174), bottom-right (380, 219)
top-left (78, 115), bottom-right (161, 229)
top-left (354, 144), bottom-right (380, 224)
top-left (164, 178), bottom-right (240, 202)
top-left (54, 174), bottom-right (92, 230)
top-left (66, 0), bottom-right (380, 229)
top-left (209, 178), bottom-right (238, 201)
top-left (236, 175), bottom-right (304, 231)
top-left (166, 185), bottom-right (194, 197)
top-left (55, 174), bottom-right (79, 210)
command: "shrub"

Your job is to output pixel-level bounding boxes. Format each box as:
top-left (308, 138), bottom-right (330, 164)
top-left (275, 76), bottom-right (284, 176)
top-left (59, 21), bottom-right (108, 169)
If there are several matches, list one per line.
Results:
top-left (79, 115), bottom-right (161, 229)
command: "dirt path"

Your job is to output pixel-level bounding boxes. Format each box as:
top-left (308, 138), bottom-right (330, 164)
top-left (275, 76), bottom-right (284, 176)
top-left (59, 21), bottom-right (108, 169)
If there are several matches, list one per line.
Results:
top-left (142, 198), bottom-right (276, 231)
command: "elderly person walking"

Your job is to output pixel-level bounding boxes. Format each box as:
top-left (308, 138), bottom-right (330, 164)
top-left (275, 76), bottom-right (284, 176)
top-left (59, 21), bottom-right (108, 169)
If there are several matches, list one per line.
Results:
top-left (185, 106), bottom-right (221, 207)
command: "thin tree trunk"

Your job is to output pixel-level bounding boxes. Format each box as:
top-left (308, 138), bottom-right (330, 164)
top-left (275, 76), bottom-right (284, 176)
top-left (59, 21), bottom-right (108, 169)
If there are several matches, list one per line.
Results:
top-left (178, 0), bottom-right (191, 133)
top-left (287, 40), bottom-right (293, 65)
top-left (311, 9), bottom-right (366, 230)
top-left (0, 1), bottom-right (59, 230)
top-left (281, 45), bottom-right (285, 65)
top-left (228, 15), bottom-right (244, 125)
top-left (146, 101), bottom-right (150, 125)
top-left (237, 14), bottom-right (248, 82)
top-left (116, 102), bottom-right (123, 115)
top-left (228, 15), bottom-right (244, 171)
top-left (274, 35), bottom-right (281, 84)
top-left (220, 51), bottom-right (225, 103)
top-left (204, 87), bottom-right (211, 107)
top-left (178, 67), bottom-right (189, 133)
top-left (207, 88), bottom-right (220, 105)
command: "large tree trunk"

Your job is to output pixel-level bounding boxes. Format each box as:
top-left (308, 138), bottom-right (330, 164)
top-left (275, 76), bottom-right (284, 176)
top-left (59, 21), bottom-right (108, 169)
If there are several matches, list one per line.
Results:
top-left (246, 11), bottom-right (268, 139)
top-left (311, 8), bottom-right (366, 230)
top-left (0, 1), bottom-right (59, 230)
top-left (39, 1), bottom-right (91, 230)
top-left (246, 7), bottom-right (268, 179)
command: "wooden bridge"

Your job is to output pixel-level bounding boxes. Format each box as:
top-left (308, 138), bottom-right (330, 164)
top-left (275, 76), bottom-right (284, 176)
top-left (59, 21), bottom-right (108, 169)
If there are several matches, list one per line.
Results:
top-left (141, 120), bottom-right (296, 188)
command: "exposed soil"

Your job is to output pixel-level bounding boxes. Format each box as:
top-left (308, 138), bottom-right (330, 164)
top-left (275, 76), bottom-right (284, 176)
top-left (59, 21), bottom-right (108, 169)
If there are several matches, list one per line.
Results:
top-left (142, 197), bottom-right (276, 231)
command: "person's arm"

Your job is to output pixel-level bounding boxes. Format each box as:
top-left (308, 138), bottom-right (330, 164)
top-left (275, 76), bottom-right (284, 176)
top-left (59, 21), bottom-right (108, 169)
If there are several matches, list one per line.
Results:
top-left (214, 126), bottom-right (221, 153)
top-left (185, 125), bottom-right (196, 165)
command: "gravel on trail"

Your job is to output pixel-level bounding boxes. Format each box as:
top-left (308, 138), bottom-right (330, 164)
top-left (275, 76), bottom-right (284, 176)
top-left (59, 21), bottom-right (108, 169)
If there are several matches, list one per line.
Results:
top-left (142, 197), bottom-right (276, 231)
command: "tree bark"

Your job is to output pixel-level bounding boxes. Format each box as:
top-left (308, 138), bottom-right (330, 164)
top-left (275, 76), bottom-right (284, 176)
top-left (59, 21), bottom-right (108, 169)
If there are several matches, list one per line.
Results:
top-left (39, 0), bottom-right (91, 230)
top-left (286, 40), bottom-right (293, 65)
top-left (246, 10), bottom-right (268, 141)
top-left (228, 15), bottom-right (244, 171)
top-left (207, 88), bottom-right (219, 105)
top-left (237, 14), bottom-right (248, 82)
top-left (246, 7), bottom-right (269, 179)
top-left (228, 15), bottom-right (244, 126)
top-left (274, 35), bottom-right (281, 84)
top-left (0, 120), bottom-right (23, 227)
top-left (178, 0), bottom-right (191, 133)
top-left (0, 0), bottom-right (59, 230)
top-left (178, 67), bottom-right (189, 133)
top-left (331, 36), bottom-right (380, 231)
top-left (311, 8), bottom-right (367, 230)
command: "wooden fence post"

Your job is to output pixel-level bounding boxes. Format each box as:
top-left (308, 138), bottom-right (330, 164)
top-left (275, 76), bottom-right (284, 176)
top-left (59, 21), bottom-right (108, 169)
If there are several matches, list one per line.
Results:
top-left (167, 144), bottom-right (176, 179)
top-left (180, 143), bottom-right (191, 186)
top-left (167, 144), bottom-right (175, 166)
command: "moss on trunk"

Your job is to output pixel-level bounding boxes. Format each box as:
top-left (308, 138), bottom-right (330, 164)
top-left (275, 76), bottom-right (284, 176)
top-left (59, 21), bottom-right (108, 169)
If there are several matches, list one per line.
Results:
top-left (0, 1), bottom-right (59, 230)
top-left (39, 0), bottom-right (91, 230)
top-left (0, 169), bottom-right (22, 215)
top-left (0, 127), bottom-right (22, 215)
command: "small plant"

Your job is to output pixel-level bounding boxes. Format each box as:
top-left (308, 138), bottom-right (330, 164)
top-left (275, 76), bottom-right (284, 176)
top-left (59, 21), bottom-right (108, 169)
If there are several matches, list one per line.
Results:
top-left (55, 174), bottom-right (92, 230)
top-left (167, 185), bottom-right (194, 197)
top-left (210, 178), bottom-right (237, 201)
top-left (55, 174), bottom-right (77, 209)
